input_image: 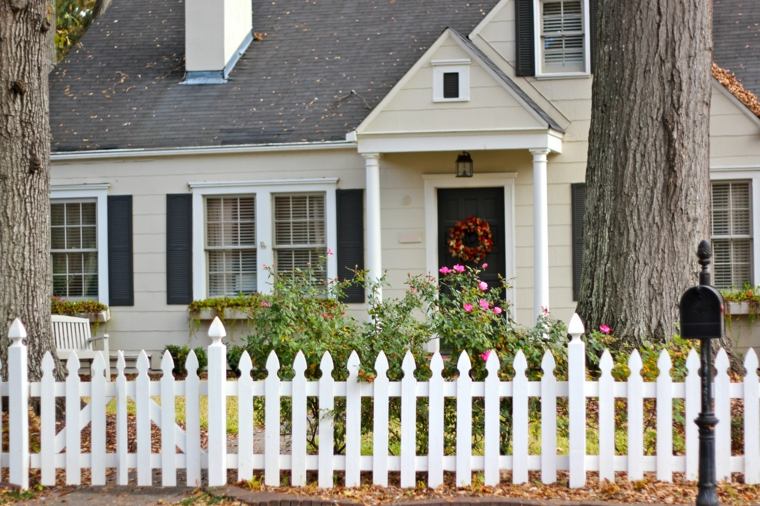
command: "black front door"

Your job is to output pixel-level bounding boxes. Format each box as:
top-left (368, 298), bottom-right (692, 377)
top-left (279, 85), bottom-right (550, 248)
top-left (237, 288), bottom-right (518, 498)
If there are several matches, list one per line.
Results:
top-left (437, 187), bottom-right (506, 288)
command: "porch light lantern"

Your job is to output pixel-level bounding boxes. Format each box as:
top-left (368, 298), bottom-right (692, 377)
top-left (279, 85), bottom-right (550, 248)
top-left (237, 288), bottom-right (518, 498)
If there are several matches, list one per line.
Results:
top-left (456, 151), bottom-right (474, 178)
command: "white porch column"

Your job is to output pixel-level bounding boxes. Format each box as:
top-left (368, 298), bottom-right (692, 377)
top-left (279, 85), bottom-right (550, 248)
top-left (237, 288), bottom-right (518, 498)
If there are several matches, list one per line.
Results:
top-left (531, 148), bottom-right (550, 320)
top-left (364, 153), bottom-right (383, 299)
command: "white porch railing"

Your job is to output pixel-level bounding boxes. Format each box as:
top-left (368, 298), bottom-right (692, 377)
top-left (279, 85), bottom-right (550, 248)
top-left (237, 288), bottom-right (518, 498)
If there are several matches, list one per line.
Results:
top-left (3, 314), bottom-right (760, 489)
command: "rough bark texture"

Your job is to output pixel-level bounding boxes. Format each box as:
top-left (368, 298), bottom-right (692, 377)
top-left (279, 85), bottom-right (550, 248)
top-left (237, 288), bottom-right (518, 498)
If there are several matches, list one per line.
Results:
top-left (577, 0), bottom-right (712, 345)
top-left (0, 0), bottom-right (56, 380)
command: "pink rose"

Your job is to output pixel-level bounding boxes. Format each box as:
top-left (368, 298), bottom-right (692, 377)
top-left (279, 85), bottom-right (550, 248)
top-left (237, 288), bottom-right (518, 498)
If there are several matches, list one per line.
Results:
top-left (482, 263), bottom-right (489, 269)
top-left (599, 324), bottom-right (611, 335)
top-left (478, 281), bottom-right (488, 291)
top-left (493, 306), bottom-right (503, 315)
top-left (260, 300), bottom-right (272, 308)
top-left (463, 303), bottom-right (474, 313)
top-left (480, 350), bottom-right (491, 362)
top-left (479, 299), bottom-right (490, 310)
top-left (439, 266), bottom-right (451, 275)
top-left (326, 248), bottom-right (334, 256)
top-left (453, 264), bottom-right (465, 273)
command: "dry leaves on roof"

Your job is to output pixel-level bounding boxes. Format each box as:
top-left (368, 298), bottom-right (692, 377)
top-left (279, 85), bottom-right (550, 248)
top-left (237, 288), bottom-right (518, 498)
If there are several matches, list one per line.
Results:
top-left (713, 63), bottom-right (760, 117)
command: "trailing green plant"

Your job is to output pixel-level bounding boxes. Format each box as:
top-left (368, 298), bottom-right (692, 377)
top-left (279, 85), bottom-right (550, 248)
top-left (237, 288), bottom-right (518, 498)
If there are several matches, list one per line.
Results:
top-left (51, 296), bottom-right (108, 316)
top-left (164, 345), bottom-right (208, 375)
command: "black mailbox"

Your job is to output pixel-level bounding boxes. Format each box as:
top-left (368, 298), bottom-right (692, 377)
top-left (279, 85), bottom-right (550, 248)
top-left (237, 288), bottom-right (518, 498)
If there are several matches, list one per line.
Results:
top-left (680, 285), bottom-right (724, 339)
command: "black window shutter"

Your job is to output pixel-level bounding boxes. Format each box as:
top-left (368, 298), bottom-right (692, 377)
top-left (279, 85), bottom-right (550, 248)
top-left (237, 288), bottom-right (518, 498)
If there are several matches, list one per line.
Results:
top-left (107, 195), bottom-right (134, 306)
top-left (515, 0), bottom-right (536, 77)
top-left (571, 183), bottom-right (586, 301)
top-left (336, 189), bottom-right (365, 303)
top-left (589, 0), bottom-right (598, 73)
top-left (166, 194), bottom-right (193, 305)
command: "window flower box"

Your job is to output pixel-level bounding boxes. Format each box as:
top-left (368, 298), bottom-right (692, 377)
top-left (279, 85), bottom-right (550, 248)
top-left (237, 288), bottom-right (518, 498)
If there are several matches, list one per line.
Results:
top-left (189, 308), bottom-right (252, 321)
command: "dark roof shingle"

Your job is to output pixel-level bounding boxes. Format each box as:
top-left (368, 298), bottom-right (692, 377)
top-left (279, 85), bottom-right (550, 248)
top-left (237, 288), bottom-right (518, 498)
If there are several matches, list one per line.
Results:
top-left (50, 0), bottom-right (498, 151)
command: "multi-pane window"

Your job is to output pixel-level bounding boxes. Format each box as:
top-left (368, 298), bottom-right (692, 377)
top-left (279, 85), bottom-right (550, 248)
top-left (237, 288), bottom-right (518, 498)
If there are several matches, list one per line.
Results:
top-left (712, 181), bottom-right (753, 289)
top-left (51, 201), bottom-right (98, 298)
top-left (205, 195), bottom-right (257, 297)
top-left (541, 0), bottom-right (585, 73)
top-left (273, 193), bottom-right (327, 281)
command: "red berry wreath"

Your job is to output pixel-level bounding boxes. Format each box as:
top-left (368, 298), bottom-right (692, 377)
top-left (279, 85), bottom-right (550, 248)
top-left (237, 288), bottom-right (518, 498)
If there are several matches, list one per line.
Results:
top-left (447, 216), bottom-right (494, 264)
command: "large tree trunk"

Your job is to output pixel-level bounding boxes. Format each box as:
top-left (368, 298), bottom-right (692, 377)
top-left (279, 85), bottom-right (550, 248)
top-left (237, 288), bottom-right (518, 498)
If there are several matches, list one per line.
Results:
top-left (0, 0), bottom-right (55, 380)
top-left (577, 0), bottom-right (712, 345)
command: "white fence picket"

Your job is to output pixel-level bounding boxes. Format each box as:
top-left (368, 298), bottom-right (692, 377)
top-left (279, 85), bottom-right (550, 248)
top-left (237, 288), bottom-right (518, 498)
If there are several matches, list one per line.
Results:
top-left (345, 351), bottom-right (362, 488)
top-left (484, 351), bottom-right (501, 486)
top-left (627, 350), bottom-right (644, 482)
top-left (237, 352), bottom-right (255, 482)
top-left (207, 318), bottom-right (227, 487)
top-left (744, 349), bottom-right (760, 484)
top-left (318, 352), bottom-right (335, 489)
top-left (264, 351), bottom-right (281, 487)
top-left (567, 314), bottom-right (586, 488)
top-left (65, 353), bottom-right (81, 485)
top-left (685, 348), bottom-right (700, 481)
top-left (427, 352), bottom-right (445, 489)
top-left (656, 350), bottom-right (673, 482)
top-left (40, 352), bottom-right (56, 486)
top-left (115, 352), bottom-right (129, 486)
top-left (400, 351), bottom-right (417, 488)
top-left (512, 351), bottom-right (529, 484)
top-left (90, 352), bottom-right (108, 486)
top-left (373, 352), bottom-right (389, 486)
top-left (291, 351), bottom-right (308, 486)
top-left (160, 351), bottom-right (177, 486)
top-left (135, 350), bottom-right (152, 486)
top-left (598, 350), bottom-right (615, 482)
top-left (8, 319), bottom-right (29, 489)
top-left (184, 350), bottom-right (202, 487)
top-left (456, 352), bottom-right (473, 487)
top-left (715, 349), bottom-right (731, 481)
top-left (540, 351), bottom-right (557, 484)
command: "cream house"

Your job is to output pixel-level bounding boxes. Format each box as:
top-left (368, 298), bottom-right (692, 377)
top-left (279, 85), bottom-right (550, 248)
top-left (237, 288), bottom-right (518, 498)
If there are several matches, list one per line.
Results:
top-left (49, 0), bottom-right (760, 355)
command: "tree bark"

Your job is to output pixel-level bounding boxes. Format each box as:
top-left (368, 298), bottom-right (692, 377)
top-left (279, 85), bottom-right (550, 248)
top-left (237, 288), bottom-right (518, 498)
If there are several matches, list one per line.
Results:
top-left (577, 0), bottom-right (712, 345)
top-left (0, 0), bottom-right (56, 380)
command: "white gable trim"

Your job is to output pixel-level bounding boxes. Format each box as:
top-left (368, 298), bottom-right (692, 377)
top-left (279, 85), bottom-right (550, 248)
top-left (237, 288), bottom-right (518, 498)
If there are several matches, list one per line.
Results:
top-left (712, 79), bottom-right (760, 130)
top-left (469, 0), bottom-right (512, 40)
top-left (358, 129), bottom-right (563, 154)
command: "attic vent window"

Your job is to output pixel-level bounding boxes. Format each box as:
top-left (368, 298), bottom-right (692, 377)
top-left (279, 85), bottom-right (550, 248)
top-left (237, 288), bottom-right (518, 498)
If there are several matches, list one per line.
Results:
top-left (432, 59), bottom-right (470, 102)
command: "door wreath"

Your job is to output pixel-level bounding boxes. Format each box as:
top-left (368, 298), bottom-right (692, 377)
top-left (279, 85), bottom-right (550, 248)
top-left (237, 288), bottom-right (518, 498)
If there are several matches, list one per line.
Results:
top-left (447, 216), bottom-right (494, 264)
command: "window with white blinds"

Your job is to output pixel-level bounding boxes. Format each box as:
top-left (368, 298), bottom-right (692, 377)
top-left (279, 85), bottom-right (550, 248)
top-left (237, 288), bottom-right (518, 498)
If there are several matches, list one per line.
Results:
top-left (540, 0), bottom-right (586, 74)
top-left (712, 181), bottom-right (753, 289)
top-left (273, 193), bottom-right (327, 281)
top-left (205, 195), bottom-right (257, 297)
top-left (51, 200), bottom-right (98, 298)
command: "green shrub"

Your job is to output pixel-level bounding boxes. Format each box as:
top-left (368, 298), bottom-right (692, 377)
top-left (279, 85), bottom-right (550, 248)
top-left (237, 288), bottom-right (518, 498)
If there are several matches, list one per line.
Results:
top-left (164, 345), bottom-right (208, 375)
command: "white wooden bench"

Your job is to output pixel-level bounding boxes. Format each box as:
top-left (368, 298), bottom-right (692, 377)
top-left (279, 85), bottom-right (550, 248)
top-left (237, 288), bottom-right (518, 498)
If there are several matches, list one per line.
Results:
top-left (51, 315), bottom-right (110, 363)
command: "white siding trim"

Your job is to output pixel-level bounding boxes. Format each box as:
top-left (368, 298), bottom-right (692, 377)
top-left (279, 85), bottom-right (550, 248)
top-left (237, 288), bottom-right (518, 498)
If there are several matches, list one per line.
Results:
top-left (358, 130), bottom-right (563, 154)
top-left (191, 179), bottom-right (339, 299)
top-left (711, 170), bottom-right (760, 286)
top-left (50, 184), bottom-right (111, 305)
top-left (423, 173), bottom-right (517, 312)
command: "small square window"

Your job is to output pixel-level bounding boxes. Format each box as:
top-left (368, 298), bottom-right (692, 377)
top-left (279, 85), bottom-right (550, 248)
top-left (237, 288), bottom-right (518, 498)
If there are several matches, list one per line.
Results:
top-left (443, 72), bottom-right (460, 99)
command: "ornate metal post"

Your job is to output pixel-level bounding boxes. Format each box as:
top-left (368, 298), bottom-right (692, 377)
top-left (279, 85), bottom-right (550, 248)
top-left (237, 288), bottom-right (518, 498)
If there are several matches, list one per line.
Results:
top-left (680, 240), bottom-right (722, 506)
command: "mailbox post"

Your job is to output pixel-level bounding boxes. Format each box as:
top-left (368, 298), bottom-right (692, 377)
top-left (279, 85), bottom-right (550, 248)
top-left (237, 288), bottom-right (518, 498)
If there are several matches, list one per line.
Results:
top-left (680, 240), bottom-right (723, 506)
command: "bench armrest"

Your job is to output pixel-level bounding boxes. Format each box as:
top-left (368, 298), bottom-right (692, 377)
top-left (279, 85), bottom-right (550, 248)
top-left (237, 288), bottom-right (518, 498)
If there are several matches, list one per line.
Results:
top-left (88, 334), bottom-right (109, 342)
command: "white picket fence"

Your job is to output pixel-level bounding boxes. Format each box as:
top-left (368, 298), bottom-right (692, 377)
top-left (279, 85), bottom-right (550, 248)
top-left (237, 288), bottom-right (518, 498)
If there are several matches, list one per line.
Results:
top-left (3, 314), bottom-right (760, 489)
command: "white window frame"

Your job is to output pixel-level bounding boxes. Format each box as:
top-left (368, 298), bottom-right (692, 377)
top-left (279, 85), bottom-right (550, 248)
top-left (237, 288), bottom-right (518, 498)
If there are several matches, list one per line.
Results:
top-left (710, 170), bottom-right (760, 288)
top-left (50, 183), bottom-right (110, 305)
top-left (432, 59), bottom-right (471, 102)
top-left (189, 178), bottom-right (338, 299)
top-left (533, 0), bottom-right (591, 78)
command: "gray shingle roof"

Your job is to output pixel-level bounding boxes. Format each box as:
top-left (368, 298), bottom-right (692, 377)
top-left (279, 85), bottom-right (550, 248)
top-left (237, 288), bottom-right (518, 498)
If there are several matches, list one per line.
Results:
top-left (714, 0), bottom-right (760, 96)
top-left (50, 0), bottom-right (499, 152)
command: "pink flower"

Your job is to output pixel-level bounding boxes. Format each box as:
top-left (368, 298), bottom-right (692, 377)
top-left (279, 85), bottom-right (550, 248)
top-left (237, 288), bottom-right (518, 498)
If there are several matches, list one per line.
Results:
top-left (326, 248), bottom-right (334, 256)
top-left (479, 298), bottom-right (490, 310)
top-left (260, 300), bottom-right (272, 308)
top-left (541, 306), bottom-right (549, 316)
top-left (439, 266), bottom-right (451, 275)
top-left (482, 263), bottom-right (489, 270)
top-left (599, 324), bottom-right (611, 335)
top-left (493, 306), bottom-right (503, 315)
top-left (480, 350), bottom-right (491, 362)
top-left (463, 303), bottom-right (474, 313)
top-left (478, 281), bottom-right (488, 291)
top-left (453, 264), bottom-right (465, 273)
